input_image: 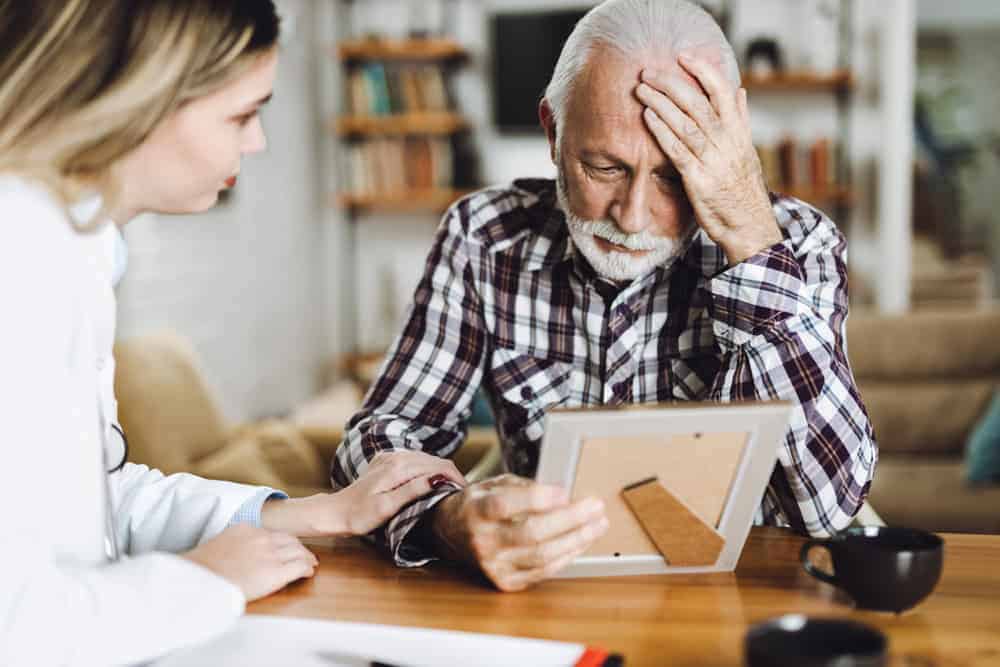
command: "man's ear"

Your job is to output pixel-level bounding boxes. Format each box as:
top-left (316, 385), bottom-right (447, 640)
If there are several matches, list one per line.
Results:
top-left (539, 99), bottom-right (558, 164)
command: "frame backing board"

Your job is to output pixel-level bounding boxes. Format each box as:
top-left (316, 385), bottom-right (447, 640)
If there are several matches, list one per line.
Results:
top-left (535, 401), bottom-right (793, 577)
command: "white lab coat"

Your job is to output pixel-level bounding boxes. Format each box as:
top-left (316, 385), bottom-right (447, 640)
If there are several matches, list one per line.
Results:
top-left (0, 176), bottom-right (273, 666)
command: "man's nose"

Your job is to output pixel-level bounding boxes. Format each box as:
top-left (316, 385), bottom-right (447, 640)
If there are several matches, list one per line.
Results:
top-left (609, 177), bottom-right (651, 235)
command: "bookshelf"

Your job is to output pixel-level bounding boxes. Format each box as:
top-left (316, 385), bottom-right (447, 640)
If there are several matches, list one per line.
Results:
top-left (333, 35), bottom-right (474, 216)
top-left (329, 1), bottom-right (478, 357)
top-left (745, 67), bottom-right (856, 209)
top-left (740, 0), bottom-right (856, 217)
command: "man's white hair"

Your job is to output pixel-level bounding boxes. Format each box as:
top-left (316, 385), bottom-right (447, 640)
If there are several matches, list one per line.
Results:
top-left (543, 0), bottom-right (740, 131)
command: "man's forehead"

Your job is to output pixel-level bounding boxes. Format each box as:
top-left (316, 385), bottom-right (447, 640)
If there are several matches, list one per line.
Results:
top-left (563, 45), bottom-right (724, 161)
top-left (576, 45), bottom-right (722, 106)
top-left (563, 50), bottom-right (672, 159)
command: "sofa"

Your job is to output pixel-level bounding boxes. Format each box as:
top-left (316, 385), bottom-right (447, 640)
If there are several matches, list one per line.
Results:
top-left (113, 332), bottom-right (500, 496)
top-left (848, 308), bottom-right (1000, 534)
top-left (114, 332), bottom-right (333, 498)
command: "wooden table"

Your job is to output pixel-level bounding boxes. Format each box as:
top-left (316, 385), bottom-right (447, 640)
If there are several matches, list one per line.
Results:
top-left (250, 527), bottom-right (1000, 666)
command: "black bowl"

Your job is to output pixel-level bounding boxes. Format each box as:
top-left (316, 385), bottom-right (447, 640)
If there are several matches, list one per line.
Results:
top-left (745, 615), bottom-right (888, 667)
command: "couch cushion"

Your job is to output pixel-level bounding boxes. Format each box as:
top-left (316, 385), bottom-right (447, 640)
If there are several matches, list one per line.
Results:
top-left (847, 309), bottom-right (1000, 381)
top-left (868, 457), bottom-right (1000, 534)
top-left (192, 419), bottom-right (328, 493)
top-left (966, 391), bottom-right (1000, 485)
top-left (859, 380), bottom-right (994, 455)
top-left (114, 333), bottom-right (230, 472)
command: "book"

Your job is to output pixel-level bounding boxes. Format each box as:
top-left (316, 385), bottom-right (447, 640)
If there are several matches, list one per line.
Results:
top-left (156, 615), bottom-right (594, 667)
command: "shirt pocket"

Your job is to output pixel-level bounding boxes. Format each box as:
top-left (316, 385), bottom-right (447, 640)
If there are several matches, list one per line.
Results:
top-left (488, 345), bottom-right (573, 447)
top-left (669, 351), bottom-right (722, 401)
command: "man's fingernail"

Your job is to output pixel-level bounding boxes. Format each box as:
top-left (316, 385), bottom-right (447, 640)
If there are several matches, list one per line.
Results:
top-left (429, 474), bottom-right (449, 488)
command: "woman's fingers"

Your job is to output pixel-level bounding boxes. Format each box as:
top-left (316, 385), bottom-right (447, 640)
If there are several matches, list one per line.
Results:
top-left (276, 555), bottom-right (317, 585)
top-left (274, 541), bottom-right (318, 567)
top-left (380, 460), bottom-right (464, 493)
top-left (370, 450), bottom-right (466, 490)
top-left (384, 474), bottom-right (446, 511)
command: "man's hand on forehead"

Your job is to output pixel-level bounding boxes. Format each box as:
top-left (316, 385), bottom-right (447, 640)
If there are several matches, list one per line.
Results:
top-left (634, 51), bottom-right (782, 266)
top-left (660, 47), bottom-right (723, 96)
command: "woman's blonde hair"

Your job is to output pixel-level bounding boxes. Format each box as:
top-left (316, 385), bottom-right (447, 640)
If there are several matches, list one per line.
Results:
top-left (0, 0), bottom-right (280, 222)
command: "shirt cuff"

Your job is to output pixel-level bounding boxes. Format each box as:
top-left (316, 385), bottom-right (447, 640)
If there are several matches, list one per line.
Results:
top-left (228, 488), bottom-right (288, 528)
top-left (709, 241), bottom-right (805, 350)
top-left (386, 482), bottom-right (463, 567)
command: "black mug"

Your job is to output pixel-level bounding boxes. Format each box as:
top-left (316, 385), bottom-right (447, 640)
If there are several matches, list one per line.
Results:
top-left (800, 526), bottom-right (944, 613)
top-left (745, 615), bottom-right (888, 667)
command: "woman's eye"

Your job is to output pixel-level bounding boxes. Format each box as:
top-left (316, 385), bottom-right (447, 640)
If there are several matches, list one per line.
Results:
top-left (235, 111), bottom-right (258, 126)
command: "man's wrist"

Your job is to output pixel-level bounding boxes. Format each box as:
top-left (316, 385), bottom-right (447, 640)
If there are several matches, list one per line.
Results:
top-left (719, 207), bottom-right (782, 266)
top-left (722, 227), bottom-right (782, 265)
top-left (417, 492), bottom-right (465, 561)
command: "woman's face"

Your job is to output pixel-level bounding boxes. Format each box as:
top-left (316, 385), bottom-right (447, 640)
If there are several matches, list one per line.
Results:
top-left (116, 48), bottom-right (279, 219)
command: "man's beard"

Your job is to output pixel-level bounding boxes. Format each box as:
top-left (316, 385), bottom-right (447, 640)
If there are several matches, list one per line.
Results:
top-left (555, 163), bottom-right (690, 283)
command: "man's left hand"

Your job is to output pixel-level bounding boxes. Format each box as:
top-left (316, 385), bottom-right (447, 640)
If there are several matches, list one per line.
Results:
top-left (635, 52), bottom-right (782, 265)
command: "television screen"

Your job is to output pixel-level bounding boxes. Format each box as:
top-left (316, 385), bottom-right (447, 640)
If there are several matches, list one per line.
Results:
top-left (490, 9), bottom-right (588, 133)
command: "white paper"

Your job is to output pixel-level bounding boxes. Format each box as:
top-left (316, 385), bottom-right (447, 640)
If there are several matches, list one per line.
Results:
top-left (155, 615), bottom-right (586, 667)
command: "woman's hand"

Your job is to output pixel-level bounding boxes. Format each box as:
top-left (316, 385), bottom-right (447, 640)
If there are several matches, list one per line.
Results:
top-left (181, 525), bottom-right (317, 601)
top-left (262, 450), bottom-right (466, 537)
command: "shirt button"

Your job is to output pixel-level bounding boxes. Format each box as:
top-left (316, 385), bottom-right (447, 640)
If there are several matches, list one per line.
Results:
top-left (516, 450), bottom-right (530, 469)
top-left (520, 386), bottom-right (533, 400)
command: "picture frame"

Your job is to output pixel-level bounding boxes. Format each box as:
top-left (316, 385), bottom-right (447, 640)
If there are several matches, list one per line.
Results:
top-left (535, 401), bottom-right (793, 577)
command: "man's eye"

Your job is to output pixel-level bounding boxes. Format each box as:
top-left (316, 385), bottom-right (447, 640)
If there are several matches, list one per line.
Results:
top-left (587, 164), bottom-right (622, 176)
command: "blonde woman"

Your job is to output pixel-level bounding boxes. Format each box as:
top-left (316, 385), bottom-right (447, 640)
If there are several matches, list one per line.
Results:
top-left (0, 2), bottom-right (463, 665)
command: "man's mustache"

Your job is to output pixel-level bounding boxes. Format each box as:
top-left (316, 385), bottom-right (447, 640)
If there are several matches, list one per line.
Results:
top-left (567, 219), bottom-right (673, 251)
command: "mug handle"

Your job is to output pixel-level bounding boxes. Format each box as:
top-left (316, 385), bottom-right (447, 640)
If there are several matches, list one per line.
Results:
top-left (800, 539), bottom-right (838, 586)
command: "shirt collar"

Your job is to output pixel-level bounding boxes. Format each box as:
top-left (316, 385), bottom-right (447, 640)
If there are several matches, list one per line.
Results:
top-left (68, 192), bottom-right (128, 288)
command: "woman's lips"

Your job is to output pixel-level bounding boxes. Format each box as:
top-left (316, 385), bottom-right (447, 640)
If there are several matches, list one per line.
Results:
top-left (224, 176), bottom-right (237, 188)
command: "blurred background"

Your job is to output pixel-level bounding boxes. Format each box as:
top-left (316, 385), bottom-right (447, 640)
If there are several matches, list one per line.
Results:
top-left (113, 0), bottom-right (1000, 532)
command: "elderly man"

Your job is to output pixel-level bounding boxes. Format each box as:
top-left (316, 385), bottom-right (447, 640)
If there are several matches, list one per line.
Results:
top-left (334, 0), bottom-right (877, 592)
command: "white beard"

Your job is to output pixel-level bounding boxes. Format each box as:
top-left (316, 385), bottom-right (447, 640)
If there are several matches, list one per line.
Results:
top-left (555, 169), bottom-right (687, 283)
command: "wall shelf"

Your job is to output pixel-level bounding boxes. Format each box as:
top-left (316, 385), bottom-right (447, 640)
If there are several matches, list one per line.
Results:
top-left (335, 111), bottom-right (467, 137)
top-left (337, 38), bottom-right (467, 62)
top-left (336, 188), bottom-right (472, 214)
top-left (743, 70), bottom-right (853, 94)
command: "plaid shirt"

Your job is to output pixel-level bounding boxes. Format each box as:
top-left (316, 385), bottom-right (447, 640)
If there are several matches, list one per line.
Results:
top-left (333, 178), bottom-right (877, 567)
